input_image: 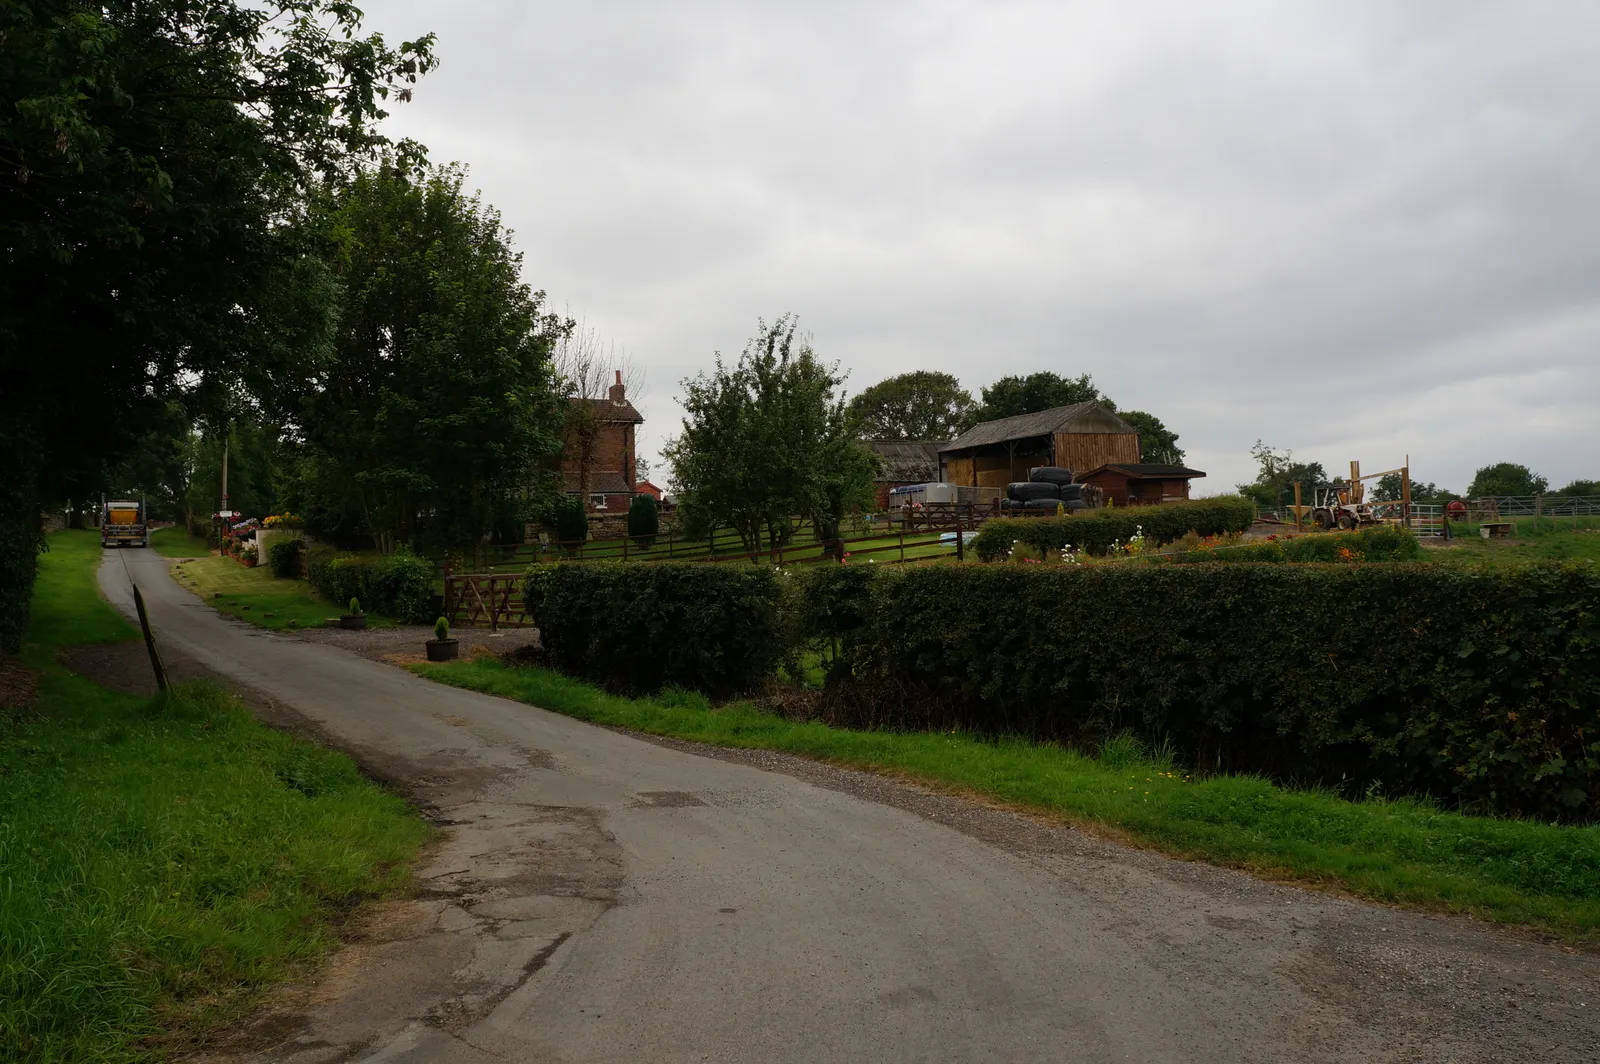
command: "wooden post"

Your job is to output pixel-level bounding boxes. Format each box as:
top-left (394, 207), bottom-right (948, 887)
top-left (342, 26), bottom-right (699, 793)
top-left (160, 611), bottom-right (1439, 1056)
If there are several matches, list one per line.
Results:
top-left (131, 585), bottom-right (168, 693)
top-left (1350, 460), bottom-right (1362, 504)
top-left (1401, 457), bottom-right (1412, 530)
top-left (956, 522), bottom-right (965, 561)
top-left (1292, 481), bottom-right (1303, 532)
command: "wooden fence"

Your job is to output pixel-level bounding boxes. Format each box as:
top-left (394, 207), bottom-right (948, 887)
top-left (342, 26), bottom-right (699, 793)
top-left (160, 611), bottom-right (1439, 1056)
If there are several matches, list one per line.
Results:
top-left (442, 524), bottom-right (973, 627)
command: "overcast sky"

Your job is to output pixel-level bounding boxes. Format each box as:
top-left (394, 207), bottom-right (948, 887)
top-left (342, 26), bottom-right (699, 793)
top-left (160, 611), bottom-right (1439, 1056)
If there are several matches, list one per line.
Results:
top-left (363, 0), bottom-right (1600, 494)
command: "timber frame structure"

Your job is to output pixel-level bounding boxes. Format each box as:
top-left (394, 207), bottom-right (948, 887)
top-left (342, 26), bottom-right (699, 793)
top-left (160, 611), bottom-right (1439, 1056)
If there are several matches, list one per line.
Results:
top-left (938, 402), bottom-right (1141, 489)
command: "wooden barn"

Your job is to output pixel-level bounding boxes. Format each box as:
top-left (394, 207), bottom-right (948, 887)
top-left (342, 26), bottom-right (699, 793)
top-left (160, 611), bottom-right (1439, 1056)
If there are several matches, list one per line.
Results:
top-left (864, 440), bottom-right (945, 509)
top-left (1078, 463), bottom-right (1206, 506)
top-left (938, 402), bottom-right (1140, 488)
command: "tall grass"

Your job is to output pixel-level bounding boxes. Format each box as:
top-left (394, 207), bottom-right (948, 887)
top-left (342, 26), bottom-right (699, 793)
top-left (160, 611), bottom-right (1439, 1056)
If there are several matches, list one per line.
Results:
top-left (1, 532), bottom-right (430, 1062)
top-left (414, 657), bottom-right (1600, 943)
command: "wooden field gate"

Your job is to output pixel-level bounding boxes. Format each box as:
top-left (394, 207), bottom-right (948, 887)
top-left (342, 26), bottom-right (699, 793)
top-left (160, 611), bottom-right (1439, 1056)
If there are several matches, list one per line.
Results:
top-left (443, 572), bottom-right (532, 630)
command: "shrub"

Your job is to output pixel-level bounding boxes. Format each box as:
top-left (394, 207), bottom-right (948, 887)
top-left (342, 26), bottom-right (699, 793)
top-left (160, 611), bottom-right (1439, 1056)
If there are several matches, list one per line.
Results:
top-left (628, 494), bottom-right (660, 545)
top-left (973, 496), bottom-right (1255, 560)
top-left (552, 495), bottom-right (588, 545)
top-left (1162, 526), bottom-right (1424, 564)
top-left (267, 535), bottom-right (305, 578)
top-left (810, 563), bottom-right (1600, 821)
top-left (434, 616), bottom-right (451, 642)
top-left (305, 548), bottom-right (435, 622)
top-left (369, 548), bottom-right (434, 624)
top-left (524, 562), bottom-right (787, 698)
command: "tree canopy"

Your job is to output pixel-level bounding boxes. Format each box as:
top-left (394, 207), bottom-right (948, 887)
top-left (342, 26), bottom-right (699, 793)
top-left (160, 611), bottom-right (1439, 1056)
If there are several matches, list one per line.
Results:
top-left (971, 372), bottom-right (1111, 423)
top-left (0, 0), bottom-right (436, 650)
top-left (1116, 411), bottom-right (1185, 466)
top-left (845, 371), bottom-right (974, 441)
top-left (1468, 463), bottom-right (1549, 498)
top-left (1237, 441), bottom-right (1330, 510)
top-left (1556, 479), bottom-right (1600, 497)
top-left (666, 317), bottom-right (878, 552)
top-left (288, 164), bottom-right (569, 555)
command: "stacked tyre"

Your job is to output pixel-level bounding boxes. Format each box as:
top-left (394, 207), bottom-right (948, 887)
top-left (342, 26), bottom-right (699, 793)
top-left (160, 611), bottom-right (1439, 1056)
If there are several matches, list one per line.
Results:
top-left (999, 467), bottom-right (1090, 511)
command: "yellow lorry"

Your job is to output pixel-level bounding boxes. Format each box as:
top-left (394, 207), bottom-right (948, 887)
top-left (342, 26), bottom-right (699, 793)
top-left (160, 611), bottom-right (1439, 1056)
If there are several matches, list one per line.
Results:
top-left (101, 498), bottom-right (148, 548)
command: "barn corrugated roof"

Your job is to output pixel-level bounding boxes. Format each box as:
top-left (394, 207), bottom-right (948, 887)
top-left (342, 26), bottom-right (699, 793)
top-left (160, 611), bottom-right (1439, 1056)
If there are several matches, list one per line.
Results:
top-left (865, 440), bottom-right (945, 482)
top-left (938, 402), bottom-right (1133, 452)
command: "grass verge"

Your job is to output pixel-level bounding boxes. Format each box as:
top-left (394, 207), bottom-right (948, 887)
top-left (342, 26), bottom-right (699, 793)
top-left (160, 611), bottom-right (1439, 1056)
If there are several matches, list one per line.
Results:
top-left (1, 531), bottom-right (431, 1062)
top-left (413, 656), bottom-right (1600, 944)
top-left (148, 526), bottom-right (211, 559)
top-left (170, 553), bottom-right (391, 631)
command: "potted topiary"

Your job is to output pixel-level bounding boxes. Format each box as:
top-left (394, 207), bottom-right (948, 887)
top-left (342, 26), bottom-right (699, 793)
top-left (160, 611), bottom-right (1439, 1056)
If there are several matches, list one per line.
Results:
top-left (340, 597), bottom-right (367, 630)
top-left (426, 616), bottom-right (458, 661)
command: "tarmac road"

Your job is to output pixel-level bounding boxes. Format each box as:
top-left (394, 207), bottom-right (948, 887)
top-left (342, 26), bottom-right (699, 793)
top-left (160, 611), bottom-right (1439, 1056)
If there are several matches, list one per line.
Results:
top-left (100, 548), bottom-right (1600, 1064)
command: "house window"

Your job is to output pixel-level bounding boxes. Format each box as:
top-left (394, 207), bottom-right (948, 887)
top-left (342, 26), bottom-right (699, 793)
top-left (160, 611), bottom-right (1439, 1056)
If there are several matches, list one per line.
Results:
top-left (590, 494), bottom-right (607, 510)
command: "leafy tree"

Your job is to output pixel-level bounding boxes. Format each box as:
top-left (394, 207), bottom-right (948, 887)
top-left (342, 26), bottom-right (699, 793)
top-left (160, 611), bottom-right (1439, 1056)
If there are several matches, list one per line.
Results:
top-left (1116, 411), bottom-right (1185, 466)
top-left (0, 0), bottom-right (434, 651)
top-left (292, 164), bottom-right (568, 557)
top-left (1556, 480), bottom-right (1600, 497)
top-left (1237, 441), bottom-right (1330, 510)
top-left (1468, 463), bottom-right (1549, 498)
top-left (666, 316), bottom-right (877, 552)
top-left (846, 371), bottom-right (974, 440)
top-left (1373, 474), bottom-right (1447, 503)
top-left (971, 372), bottom-right (1111, 423)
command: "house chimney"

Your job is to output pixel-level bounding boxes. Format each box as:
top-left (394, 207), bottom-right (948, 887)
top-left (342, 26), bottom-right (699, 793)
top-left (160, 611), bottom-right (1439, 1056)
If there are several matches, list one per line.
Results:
top-left (609, 369), bottom-right (626, 404)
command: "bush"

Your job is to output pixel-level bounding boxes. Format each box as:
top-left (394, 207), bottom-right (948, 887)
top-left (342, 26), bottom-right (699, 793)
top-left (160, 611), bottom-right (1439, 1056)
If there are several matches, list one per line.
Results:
top-left (524, 562), bottom-right (787, 698)
top-left (305, 548), bottom-right (436, 623)
top-left (973, 496), bottom-right (1255, 560)
top-left (807, 562), bottom-right (1600, 821)
top-left (267, 535), bottom-right (305, 578)
top-left (553, 495), bottom-right (588, 545)
top-left (1163, 526), bottom-right (1423, 564)
top-left (628, 494), bottom-right (659, 545)
top-left (369, 548), bottom-right (435, 624)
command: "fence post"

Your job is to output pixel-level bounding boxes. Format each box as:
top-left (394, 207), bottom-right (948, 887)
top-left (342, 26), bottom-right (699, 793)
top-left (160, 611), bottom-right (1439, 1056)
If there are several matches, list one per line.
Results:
top-left (956, 523), bottom-right (964, 561)
top-left (131, 584), bottom-right (168, 692)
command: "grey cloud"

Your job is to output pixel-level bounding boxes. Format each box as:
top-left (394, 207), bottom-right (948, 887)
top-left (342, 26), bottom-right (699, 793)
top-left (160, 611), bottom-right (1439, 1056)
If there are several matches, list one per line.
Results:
top-left (368, 0), bottom-right (1600, 492)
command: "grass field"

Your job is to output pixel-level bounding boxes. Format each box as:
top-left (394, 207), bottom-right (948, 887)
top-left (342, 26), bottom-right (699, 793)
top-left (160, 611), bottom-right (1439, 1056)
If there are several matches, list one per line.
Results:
top-left (1423, 527), bottom-right (1600, 567)
top-left (148, 526), bottom-right (211, 559)
top-left (171, 553), bottom-right (391, 631)
top-left (413, 657), bottom-right (1600, 944)
top-left (1, 531), bottom-right (430, 1062)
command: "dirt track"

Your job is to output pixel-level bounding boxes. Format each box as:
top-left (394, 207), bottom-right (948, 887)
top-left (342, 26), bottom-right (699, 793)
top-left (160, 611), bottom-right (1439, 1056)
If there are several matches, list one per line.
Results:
top-left (95, 548), bottom-right (1600, 1064)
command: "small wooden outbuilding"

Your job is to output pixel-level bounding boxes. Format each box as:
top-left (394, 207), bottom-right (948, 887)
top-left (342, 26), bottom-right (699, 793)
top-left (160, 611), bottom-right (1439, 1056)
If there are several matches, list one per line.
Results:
top-left (865, 440), bottom-right (946, 508)
top-left (938, 402), bottom-right (1140, 489)
top-left (1078, 463), bottom-right (1206, 506)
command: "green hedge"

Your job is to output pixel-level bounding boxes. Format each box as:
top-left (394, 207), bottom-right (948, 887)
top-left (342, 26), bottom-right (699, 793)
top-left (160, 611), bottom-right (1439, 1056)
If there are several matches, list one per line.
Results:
top-left (814, 563), bottom-right (1600, 821)
top-left (973, 496), bottom-right (1256, 560)
top-left (1162, 526), bottom-right (1423, 564)
top-left (304, 548), bottom-right (435, 623)
top-left (267, 535), bottom-right (305, 578)
top-left (523, 562), bottom-right (787, 698)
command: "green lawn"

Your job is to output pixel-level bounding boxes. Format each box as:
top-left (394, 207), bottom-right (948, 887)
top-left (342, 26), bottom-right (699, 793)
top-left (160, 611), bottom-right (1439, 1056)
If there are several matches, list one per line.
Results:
top-left (1, 531), bottom-right (430, 1062)
top-left (171, 553), bottom-right (391, 631)
top-left (1423, 527), bottom-right (1600, 567)
top-left (413, 657), bottom-right (1600, 944)
top-left (148, 525), bottom-right (211, 559)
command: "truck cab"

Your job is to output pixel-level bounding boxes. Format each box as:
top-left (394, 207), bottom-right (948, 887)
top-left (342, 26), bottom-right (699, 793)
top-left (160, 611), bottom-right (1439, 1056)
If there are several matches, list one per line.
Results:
top-left (101, 498), bottom-right (147, 548)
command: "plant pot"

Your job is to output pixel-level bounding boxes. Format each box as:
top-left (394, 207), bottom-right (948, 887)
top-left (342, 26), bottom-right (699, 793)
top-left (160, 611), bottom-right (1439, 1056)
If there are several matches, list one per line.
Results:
top-left (425, 638), bottom-right (459, 662)
top-left (339, 614), bottom-right (367, 630)
top-left (242, 557), bottom-right (258, 568)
